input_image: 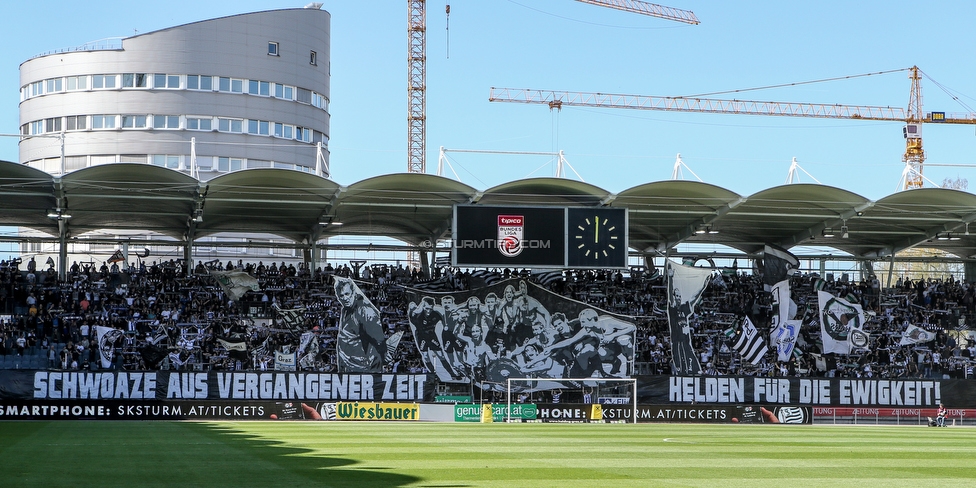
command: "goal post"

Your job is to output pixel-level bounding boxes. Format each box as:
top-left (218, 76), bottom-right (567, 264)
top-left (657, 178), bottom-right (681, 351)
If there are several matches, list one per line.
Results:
top-left (505, 377), bottom-right (638, 423)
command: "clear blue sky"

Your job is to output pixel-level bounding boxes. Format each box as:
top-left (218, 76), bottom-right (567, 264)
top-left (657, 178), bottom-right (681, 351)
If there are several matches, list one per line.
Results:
top-left (3, 1), bottom-right (976, 201)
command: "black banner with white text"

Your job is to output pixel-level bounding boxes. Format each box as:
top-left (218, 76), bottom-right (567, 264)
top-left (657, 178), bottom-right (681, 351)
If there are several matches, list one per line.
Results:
top-left (639, 375), bottom-right (964, 407)
top-left (0, 371), bottom-right (432, 402)
top-left (3, 372), bottom-right (970, 410)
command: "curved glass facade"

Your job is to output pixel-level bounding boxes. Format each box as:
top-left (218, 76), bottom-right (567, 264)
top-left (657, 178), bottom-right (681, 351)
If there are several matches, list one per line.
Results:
top-left (19, 8), bottom-right (331, 180)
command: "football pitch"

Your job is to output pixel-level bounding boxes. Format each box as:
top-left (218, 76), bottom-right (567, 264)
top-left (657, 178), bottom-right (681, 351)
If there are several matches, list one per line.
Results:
top-left (0, 421), bottom-right (971, 487)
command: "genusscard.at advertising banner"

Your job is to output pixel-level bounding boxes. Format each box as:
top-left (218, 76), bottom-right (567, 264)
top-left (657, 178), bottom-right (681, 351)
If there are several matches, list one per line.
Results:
top-left (453, 403), bottom-right (538, 422)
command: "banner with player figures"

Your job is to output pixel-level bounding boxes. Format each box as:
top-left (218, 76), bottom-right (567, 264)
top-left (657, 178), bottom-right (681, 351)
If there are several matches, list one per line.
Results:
top-left (666, 261), bottom-right (714, 375)
top-left (333, 277), bottom-right (403, 374)
top-left (404, 279), bottom-right (637, 390)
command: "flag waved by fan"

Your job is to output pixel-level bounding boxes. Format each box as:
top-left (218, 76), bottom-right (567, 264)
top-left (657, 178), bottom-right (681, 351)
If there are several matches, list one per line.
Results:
top-left (725, 316), bottom-right (769, 365)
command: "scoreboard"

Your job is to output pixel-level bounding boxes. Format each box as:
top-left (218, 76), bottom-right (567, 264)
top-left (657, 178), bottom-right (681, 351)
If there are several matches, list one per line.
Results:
top-left (452, 205), bottom-right (628, 268)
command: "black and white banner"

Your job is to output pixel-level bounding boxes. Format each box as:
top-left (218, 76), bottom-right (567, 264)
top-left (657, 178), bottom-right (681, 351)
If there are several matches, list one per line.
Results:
top-left (334, 277), bottom-right (402, 373)
top-left (601, 404), bottom-right (811, 424)
top-left (4, 371), bottom-right (432, 402)
top-left (638, 375), bottom-right (972, 407)
top-left (208, 270), bottom-right (261, 301)
top-left (404, 279), bottom-right (636, 388)
top-left (729, 316), bottom-right (768, 365)
top-left (818, 291), bottom-right (869, 354)
top-left (899, 324), bottom-right (936, 345)
top-left (95, 326), bottom-right (124, 369)
top-left (0, 399), bottom-right (291, 420)
top-left (534, 403), bottom-right (812, 424)
top-left (666, 261), bottom-right (712, 374)
top-left (760, 244), bottom-right (799, 290)
top-left (769, 279), bottom-right (800, 361)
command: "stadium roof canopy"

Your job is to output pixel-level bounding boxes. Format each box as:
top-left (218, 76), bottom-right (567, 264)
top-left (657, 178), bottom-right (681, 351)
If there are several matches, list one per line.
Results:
top-left (1, 160), bottom-right (975, 260)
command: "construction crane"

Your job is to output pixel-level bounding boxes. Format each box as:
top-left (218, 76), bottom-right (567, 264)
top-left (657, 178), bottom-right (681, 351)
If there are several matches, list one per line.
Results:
top-left (488, 66), bottom-right (976, 189)
top-left (406, 0), bottom-right (699, 174)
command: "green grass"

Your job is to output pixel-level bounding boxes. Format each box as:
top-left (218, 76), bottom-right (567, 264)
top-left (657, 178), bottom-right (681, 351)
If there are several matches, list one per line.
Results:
top-left (0, 421), bottom-right (972, 487)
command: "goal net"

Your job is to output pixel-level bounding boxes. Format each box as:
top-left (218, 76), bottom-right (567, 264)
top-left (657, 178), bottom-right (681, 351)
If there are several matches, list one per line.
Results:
top-left (505, 377), bottom-right (637, 423)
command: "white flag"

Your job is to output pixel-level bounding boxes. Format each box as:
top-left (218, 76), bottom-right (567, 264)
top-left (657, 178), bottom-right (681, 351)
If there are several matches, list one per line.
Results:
top-left (769, 279), bottom-right (801, 361)
top-left (275, 351), bottom-right (297, 371)
top-left (818, 291), bottom-right (868, 354)
top-left (95, 326), bottom-right (124, 369)
top-left (899, 324), bottom-right (936, 345)
top-left (771, 319), bottom-right (801, 361)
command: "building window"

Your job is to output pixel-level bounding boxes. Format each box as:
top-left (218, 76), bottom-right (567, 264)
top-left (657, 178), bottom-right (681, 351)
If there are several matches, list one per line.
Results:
top-left (312, 92), bottom-right (328, 110)
top-left (44, 117), bottom-right (62, 133)
top-left (187, 75), bottom-right (213, 91)
top-left (268, 42), bottom-right (279, 56)
top-left (310, 50), bottom-right (317, 66)
top-left (122, 73), bottom-right (149, 88)
top-left (296, 88), bottom-right (311, 104)
top-left (274, 83), bottom-right (294, 100)
top-left (31, 81), bottom-right (44, 97)
top-left (217, 157), bottom-right (244, 172)
top-left (218, 77), bottom-right (244, 93)
top-left (274, 123), bottom-right (294, 139)
top-left (119, 154), bottom-right (148, 164)
top-left (247, 119), bottom-right (270, 136)
top-left (152, 115), bottom-right (180, 129)
top-left (152, 155), bottom-right (181, 169)
top-left (46, 78), bottom-right (63, 93)
top-left (92, 75), bottom-right (118, 89)
top-left (217, 118), bottom-right (243, 133)
top-left (90, 155), bottom-right (117, 166)
top-left (65, 115), bottom-right (87, 131)
top-left (66, 76), bottom-right (87, 91)
top-left (121, 115), bottom-right (147, 129)
top-left (195, 157), bottom-right (213, 172)
top-left (296, 127), bottom-right (312, 143)
top-left (29, 120), bottom-right (44, 135)
top-left (153, 74), bottom-right (180, 89)
top-left (91, 115), bottom-right (117, 129)
top-left (186, 117), bottom-right (213, 131)
top-left (64, 155), bottom-right (87, 171)
top-left (248, 80), bottom-right (271, 97)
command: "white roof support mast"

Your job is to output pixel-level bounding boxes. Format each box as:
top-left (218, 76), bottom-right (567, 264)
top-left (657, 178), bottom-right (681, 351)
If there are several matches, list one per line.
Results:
top-left (437, 147), bottom-right (584, 182)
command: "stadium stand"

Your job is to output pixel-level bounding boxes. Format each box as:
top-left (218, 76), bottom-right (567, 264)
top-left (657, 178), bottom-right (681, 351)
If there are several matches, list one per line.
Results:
top-left (1, 257), bottom-right (972, 380)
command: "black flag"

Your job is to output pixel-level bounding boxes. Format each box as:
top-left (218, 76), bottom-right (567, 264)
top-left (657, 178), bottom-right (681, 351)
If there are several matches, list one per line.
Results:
top-left (761, 244), bottom-right (798, 289)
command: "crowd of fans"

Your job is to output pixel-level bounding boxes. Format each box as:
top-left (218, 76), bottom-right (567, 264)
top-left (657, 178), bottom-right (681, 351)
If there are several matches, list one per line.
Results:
top-left (0, 255), bottom-right (973, 381)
